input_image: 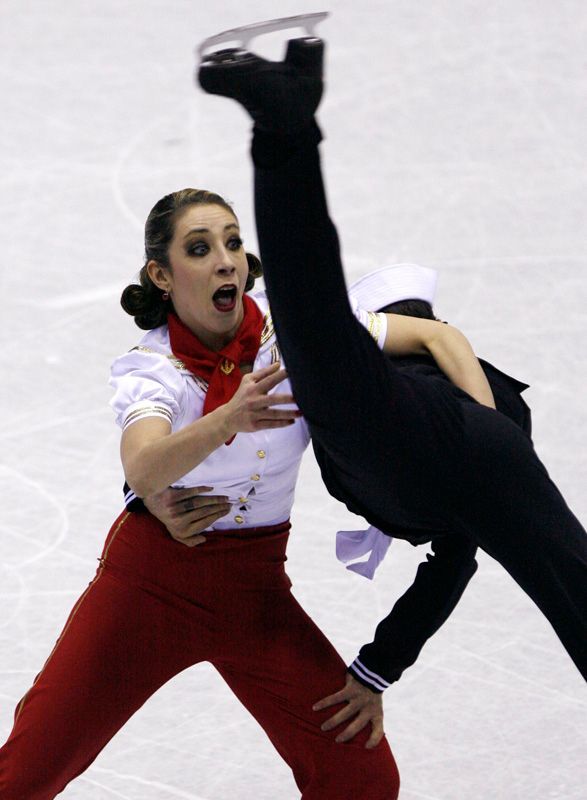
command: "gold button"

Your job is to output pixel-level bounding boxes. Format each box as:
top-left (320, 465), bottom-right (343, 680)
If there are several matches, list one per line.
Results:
top-left (257, 450), bottom-right (266, 459)
top-left (239, 496), bottom-right (247, 503)
top-left (251, 474), bottom-right (261, 481)
top-left (234, 515), bottom-right (244, 524)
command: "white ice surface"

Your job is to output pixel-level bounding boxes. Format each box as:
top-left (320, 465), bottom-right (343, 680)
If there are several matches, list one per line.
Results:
top-left (1, 1), bottom-right (586, 798)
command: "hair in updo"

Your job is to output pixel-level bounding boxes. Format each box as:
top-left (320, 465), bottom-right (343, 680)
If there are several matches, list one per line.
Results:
top-left (120, 188), bottom-right (263, 330)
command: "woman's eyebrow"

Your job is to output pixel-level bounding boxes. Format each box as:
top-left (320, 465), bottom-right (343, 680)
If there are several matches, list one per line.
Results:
top-left (183, 223), bottom-right (239, 239)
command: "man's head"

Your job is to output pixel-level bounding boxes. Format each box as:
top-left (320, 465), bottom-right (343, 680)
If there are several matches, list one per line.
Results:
top-left (348, 263), bottom-right (438, 319)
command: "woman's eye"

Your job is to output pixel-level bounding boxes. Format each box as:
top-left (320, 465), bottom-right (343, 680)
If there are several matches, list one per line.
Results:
top-left (227, 236), bottom-right (243, 251)
top-left (188, 242), bottom-right (209, 256)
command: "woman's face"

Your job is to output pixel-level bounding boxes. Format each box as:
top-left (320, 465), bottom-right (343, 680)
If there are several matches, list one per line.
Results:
top-left (150, 203), bottom-right (250, 351)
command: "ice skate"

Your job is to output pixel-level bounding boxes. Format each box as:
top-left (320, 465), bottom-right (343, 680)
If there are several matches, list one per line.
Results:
top-left (197, 13), bottom-right (328, 134)
top-left (197, 13), bottom-right (328, 61)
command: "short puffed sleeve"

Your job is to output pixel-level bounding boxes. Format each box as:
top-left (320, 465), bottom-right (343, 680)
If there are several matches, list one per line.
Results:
top-left (109, 348), bottom-right (186, 431)
top-left (349, 295), bottom-right (388, 349)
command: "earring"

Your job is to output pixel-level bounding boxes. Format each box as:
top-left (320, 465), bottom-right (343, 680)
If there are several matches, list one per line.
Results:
top-left (162, 291), bottom-right (169, 301)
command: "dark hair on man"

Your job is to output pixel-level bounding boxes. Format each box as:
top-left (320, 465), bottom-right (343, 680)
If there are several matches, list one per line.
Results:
top-left (377, 299), bottom-right (436, 320)
top-left (120, 189), bottom-right (263, 330)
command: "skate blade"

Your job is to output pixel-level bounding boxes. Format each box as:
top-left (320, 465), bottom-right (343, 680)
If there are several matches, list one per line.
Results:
top-left (197, 11), bottom-right (329, 60)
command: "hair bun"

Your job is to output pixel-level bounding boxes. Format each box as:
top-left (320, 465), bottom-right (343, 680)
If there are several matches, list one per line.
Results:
top-left (120, 271), bottom-right (169, 330)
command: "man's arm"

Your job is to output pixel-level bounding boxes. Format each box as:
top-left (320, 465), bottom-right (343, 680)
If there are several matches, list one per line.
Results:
top-left (314, 533), bottom-right (478, 745)
top-left (349, 533), bottom-right (478, 690)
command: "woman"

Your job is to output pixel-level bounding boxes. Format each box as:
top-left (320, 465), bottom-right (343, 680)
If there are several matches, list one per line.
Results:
top-left (197, 30), bottom-right (587, 732)
top-left (0, 179), bottom-right (498, 798)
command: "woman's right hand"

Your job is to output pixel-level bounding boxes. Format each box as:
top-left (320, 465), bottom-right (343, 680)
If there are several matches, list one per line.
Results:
top-left (122, 364), bottom-right (301, 499)
top-left (223, 362), bottom-right (301, 433)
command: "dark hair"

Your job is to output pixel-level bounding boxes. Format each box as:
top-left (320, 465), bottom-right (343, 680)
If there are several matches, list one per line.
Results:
top-left (377, 298), bottom-right (436, 319)
top-left (120, 189), bottom-right (263, 330)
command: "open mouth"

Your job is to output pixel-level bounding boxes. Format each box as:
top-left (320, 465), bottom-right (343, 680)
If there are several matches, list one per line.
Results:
top-left (212, 285), bottom-right (238, 313)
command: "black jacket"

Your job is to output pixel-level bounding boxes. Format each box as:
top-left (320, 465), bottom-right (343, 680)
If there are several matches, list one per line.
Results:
top-left (347, 356), bottom-right (532, 691)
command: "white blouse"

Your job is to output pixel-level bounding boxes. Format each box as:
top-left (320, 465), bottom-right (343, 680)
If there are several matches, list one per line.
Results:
top-left (110, 291), bottom-right (387, 530)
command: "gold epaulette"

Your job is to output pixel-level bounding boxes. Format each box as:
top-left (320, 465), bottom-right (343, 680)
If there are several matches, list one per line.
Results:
top-left (130, 344), bottom-right (187, 371)
top-left (129, 345), bottom-right (210, 390)
top-left (260, 311), bottom-right (274, 346)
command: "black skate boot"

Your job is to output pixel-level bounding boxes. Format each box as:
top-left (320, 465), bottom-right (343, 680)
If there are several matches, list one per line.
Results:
top-left (197, 13), bottom-right (327, 134)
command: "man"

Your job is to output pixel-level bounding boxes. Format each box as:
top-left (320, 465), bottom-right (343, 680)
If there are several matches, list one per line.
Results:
top-left (195, 33), bottom-right (587, 748)
top-left (134, 262), bottom-right (534, 747)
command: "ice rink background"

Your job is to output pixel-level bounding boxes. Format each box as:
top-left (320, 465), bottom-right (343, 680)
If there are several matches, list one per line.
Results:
top-left (1, 0), bottom-right (586, 797)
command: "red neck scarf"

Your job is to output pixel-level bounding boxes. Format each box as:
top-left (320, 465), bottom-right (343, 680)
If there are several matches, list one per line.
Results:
top-left (167, 295), bottom-right (264, 430)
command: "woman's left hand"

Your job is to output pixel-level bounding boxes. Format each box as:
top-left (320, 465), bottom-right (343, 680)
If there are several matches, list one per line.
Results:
top-left (312, 673), bottom-right (385, 748)
top-left (384, 315), bottom-right (496, 409)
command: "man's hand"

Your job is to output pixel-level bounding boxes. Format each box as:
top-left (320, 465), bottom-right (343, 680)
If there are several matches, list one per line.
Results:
top-left (143, 486), bottom-right (231, 547)
top-left (313, 673), bottom-right (385, 749)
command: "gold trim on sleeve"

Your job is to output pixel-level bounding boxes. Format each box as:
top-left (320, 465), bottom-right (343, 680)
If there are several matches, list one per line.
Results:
top-left (122, 405), bottom-right (173, 430)
top-left (366, 311), bottom-right (383, 344)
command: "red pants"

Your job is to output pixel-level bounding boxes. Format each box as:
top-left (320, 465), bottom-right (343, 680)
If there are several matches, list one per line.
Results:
top-left (0, 511), bottom-right (399, 799)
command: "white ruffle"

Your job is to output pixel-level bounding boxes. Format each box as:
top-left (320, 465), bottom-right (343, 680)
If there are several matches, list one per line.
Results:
top-left (336, 525), bottom-right (393, 580)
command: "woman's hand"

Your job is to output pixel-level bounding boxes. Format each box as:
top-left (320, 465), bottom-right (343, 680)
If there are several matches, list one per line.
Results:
top-left (143, 486), bottom-right (231, 547)
top-left (222, 362), bottom-right (302, 434)
top-left (122, 363), bottom-right (301, 498)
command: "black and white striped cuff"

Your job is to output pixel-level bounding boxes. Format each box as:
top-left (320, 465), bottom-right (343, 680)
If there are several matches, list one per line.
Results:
top-left (348, 658), bottom-right (391, 694)
top-left (123, 481), bottom-right (146, 512)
